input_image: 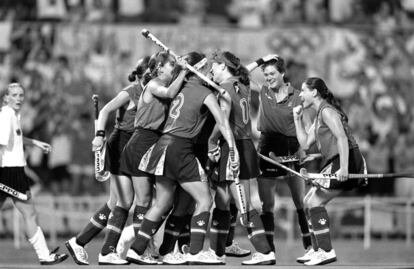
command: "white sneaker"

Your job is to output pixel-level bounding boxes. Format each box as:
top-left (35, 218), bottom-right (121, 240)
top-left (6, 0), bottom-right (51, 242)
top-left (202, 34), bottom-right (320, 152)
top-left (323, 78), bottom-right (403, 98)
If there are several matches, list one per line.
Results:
top-left (225, 241), bottom-right (251, 257)
top-left (242, 251), bottom-right (276, 265)
top-left (181, 244), bottom-right (189, 254)
top-left (39, 247), bottom-right (69, 266)
top-left (296, 247), bottom-right (315, 264)
top-left (207, 248), bottom-right (226, 265)
top-left (65, 237), bottom-right (89, 265)
top-left (304, 248), bottom-right (337, 266)
top-left (185, 250), bottom-right (225, 265)
top-left (98, 252), bottom-right (129, 265)
top-left (161, 252), bottom-right (187, 265)
top-left (126, 249), bottom-right (160, 265)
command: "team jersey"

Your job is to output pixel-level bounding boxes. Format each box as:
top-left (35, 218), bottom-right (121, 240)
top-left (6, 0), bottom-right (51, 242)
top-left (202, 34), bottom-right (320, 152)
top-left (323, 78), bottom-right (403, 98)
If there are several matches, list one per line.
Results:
top-left (0, 106), bottom-right (26, 167)
top-left (163, 77), bottom-right (212, 139)
top-left (258, 84), bottom-right (301, 136)
top-left (315, 100), bottom-right (358, 162)
top-left (115, 83), bottom-right (143, 132)
top-left (134, 83), bottom-right (169, 131)
top-left (221, 77), bottom-right (252, 140)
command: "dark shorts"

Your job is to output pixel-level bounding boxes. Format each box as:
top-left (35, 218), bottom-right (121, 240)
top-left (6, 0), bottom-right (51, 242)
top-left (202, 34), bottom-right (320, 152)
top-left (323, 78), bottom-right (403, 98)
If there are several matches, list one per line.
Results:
top-left (120, 127), bottom-right (161, 177)
top-left (213, 139), bottom-right (260, 184)
top-left (140, 134), bottom-right (207, 183)
top-left (0, 167), bottom-right (31, 198)
top-left (105, 129), bottom-right (133, 175)
top-left (258, 132), bottom-right (300, 178)
top-left (194, 143), bottom-right (208, 170)
top-left (319, 147), bottom-right (366, 190)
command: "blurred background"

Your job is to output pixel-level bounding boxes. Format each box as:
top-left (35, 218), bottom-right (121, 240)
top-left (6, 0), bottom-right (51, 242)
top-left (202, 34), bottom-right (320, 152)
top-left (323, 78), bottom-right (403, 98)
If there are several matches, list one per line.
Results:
top-left (0, 0), bottom-right (413, 246)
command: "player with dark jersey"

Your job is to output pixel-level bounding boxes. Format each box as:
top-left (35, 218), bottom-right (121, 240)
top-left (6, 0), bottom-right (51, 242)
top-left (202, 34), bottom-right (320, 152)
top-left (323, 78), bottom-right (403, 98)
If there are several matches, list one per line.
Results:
top-left (127, 51), bottom-right (239, 265)
top-left (65, 57), bottom-right (150, 265)
top-left (247, 55), bottom-right (311, 261)
top-left (208, 51), bottom-right (275, 265)
top-left (293, 77), bottom-right (365, 265)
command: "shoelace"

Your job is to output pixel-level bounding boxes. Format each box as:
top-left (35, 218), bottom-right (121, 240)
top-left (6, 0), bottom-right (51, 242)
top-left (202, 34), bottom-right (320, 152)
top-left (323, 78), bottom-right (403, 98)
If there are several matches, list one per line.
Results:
top-left (251, 252), bottom-right (264, 260)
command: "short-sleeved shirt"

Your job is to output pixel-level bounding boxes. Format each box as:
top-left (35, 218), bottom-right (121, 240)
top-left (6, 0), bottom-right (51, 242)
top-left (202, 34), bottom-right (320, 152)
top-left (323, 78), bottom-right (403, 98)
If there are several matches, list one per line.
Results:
top-left (115, 83), bottom-right (142, 132)
top-left (134, 83), bottom-right (169, 131)
top-left (221, 77), bottom-right (252, 140)
top-left (163, 77), bottom-right (212, 139)
top-left (0, 106), bottom-right (26, 167)
top-left (257, 84), bottom-right (301, 136)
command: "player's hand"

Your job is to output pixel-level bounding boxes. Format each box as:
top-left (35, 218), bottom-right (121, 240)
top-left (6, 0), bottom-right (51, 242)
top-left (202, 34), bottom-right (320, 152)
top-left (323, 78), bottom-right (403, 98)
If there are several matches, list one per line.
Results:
top-left (34, 140), bottom-right (52, 154)
top-left (293, 105), bottom-right (303, 120)
top-left (336, 168), bottom-right (348, 182)
top-left (229, 147), bottom-right (240, 174)
top-left (176, 56), bottom-right (188, 69)
top-left (262, 54), bottom-right (279, 62)
top-left (208, 144), bottom-right (221, 163)
top-left (92, 136), bottom-right (104, 152)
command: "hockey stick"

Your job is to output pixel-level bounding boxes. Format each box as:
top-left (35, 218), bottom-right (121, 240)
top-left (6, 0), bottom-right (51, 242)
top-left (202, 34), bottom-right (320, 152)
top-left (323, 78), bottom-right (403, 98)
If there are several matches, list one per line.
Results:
top-left (92, 95), bottom-right (111, 182)
top-left (258, 152), bottom-right (304, 178)
top-left (0, 182), bottom-right (30, 200)
top-left (271, 153), bottom-right (322, 165)
top-left (300, 168), bottom-right (414, 180)
top-left (141, 29), bottom-right (226, 96)
top-left (233, 172), bottom-right (254, 228)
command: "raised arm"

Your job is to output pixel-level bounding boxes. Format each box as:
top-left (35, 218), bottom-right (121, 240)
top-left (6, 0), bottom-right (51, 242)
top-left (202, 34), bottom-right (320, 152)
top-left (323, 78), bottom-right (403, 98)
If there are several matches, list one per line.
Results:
top-left (293, 105), bottom-right (316, 150)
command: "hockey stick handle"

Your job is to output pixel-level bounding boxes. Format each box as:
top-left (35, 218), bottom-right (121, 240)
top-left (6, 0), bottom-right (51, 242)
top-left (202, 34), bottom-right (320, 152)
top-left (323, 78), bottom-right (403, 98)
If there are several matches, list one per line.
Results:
top-left (259, 152), bottom-right (304, 178)
top-left (301, 169), bottom-right (414, 180)
top-left (141, 29), bottom-right (226, 96)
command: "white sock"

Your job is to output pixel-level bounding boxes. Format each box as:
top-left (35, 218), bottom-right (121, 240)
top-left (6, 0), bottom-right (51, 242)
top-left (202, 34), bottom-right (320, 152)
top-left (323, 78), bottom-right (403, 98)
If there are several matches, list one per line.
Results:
top-left (28, 226), bottom-right (50, 260)
top-left (117, 224), bottom-right (135, 258)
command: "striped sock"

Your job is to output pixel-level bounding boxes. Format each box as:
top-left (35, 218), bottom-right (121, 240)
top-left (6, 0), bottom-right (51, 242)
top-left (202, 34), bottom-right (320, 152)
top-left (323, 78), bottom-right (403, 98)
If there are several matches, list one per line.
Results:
top-left (133, 205), bottom-right (148, 237)
top-left (226, 202), bottom-right (238, 247)
top-left (210, 208), bottom-right (230, 256)
top-left (101, 206), bottom-right (129, 255)
top-left (247, 209), bottom-right (272, 254)
top-left (159, 215), bottom-right (185, 256)
top-left (131, 218), bottom-right (161, 255)
top-left (310, 206), bottom-right (332, 251)
top-left (76, 203), bottom-right (111, 246)
top-left (260, 211), bottom-right (275, 252)
top-left (297, 208), bottom-right (312, 249)
top-left (189, 212), bottom-right (210, 255)
top-left (305, 208), bottom-right (318, 251)
top-left (178, 214), bottom-right (192, 250)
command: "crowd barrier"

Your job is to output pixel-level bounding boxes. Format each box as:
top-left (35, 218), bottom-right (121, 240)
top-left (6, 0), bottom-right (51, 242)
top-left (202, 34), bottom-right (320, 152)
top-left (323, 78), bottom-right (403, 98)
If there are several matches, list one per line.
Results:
top-left (0, 195), bottom-right (412, 249)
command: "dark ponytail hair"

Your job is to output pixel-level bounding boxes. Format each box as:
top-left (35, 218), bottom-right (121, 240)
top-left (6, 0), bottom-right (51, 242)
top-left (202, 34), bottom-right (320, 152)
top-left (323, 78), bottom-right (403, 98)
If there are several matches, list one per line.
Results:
top-left (212, 51), bottom-right (250, 86)
top-left (304, 77), bottom-right (348, 122)
top-left (182, 51), bottom-right (205, 80)
top-left (128, 56), bottom-right (150, 83)
top-left (142, 51), bottom-right (174, 85)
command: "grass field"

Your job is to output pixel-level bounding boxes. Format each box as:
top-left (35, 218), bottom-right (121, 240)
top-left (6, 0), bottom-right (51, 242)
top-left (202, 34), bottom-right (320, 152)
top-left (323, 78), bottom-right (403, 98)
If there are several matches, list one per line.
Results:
top-left (0, 237), bottom-right (413, 269)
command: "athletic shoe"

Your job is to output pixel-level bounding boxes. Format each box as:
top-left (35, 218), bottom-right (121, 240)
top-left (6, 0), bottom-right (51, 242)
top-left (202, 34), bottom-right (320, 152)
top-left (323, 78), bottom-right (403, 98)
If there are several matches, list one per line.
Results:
top-left (225, 241), bottom-right (251, 257)
top-left (98, 252), bottom-right (129, 265)
top-left (207, 248), bottom-right (226, 265)
top-left (185, 250), bottom-right (225, 265)
top-left (65, 237), bottom-right (89, 265)
top-left (160, 252), bottom-right (187, 265)
top-left (39, 247), bottom-right (69, 265)
top-left (304, 248), bottom-right (337, 266)
top-left (296, 247), bottom-right (315, 264)
top-left (241, 251), bottom-right (276, 265)
top-left (126, 249), bottom-right (160, 265)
